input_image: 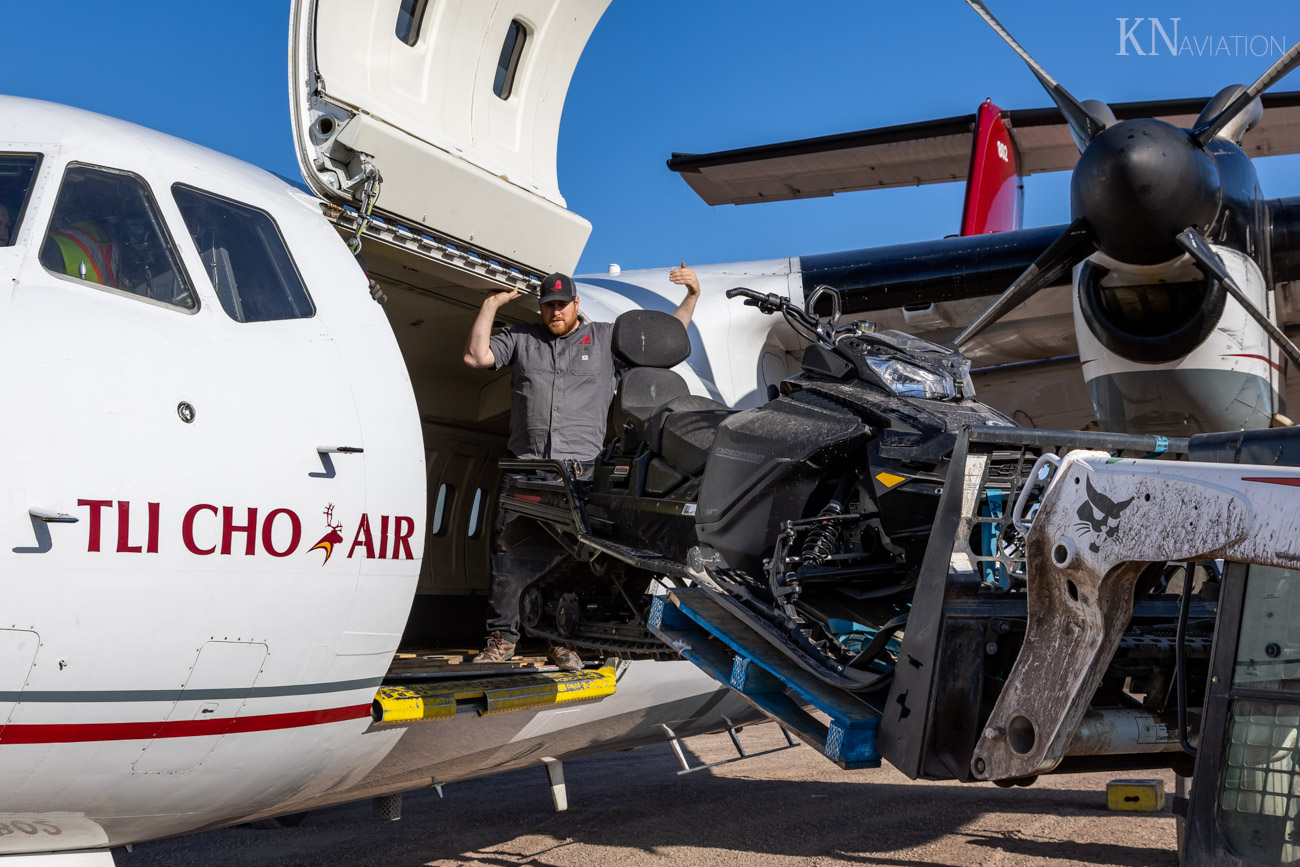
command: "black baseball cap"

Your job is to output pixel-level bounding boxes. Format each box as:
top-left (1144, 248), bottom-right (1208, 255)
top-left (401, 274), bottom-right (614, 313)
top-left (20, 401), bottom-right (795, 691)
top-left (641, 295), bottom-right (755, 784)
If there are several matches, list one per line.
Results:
top-left (538, 272), bottom-right (577, 305)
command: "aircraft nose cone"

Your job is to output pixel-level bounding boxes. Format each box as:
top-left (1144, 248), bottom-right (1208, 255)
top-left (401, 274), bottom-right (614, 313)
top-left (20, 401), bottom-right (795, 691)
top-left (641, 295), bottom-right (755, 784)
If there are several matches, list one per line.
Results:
top-left (1071, 119), bottom-right (1221, 265)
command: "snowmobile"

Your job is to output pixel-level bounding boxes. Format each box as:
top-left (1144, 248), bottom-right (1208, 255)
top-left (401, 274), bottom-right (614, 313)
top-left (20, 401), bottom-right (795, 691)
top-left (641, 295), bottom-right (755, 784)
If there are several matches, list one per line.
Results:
top-left (500, 283), bottom-right (1245, 786)
top-left (500, 285), bottom-right (1023, 683)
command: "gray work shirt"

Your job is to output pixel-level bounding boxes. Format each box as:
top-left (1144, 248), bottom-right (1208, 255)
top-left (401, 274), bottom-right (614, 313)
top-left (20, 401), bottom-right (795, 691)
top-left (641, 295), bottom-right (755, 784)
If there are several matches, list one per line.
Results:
top-left (490, 319), bottom-right (616, 460)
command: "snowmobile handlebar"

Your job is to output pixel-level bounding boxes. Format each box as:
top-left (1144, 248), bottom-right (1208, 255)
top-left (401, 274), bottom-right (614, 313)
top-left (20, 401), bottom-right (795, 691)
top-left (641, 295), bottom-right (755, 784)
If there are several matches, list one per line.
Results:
top-left (726, 286), bottom-right (786, 312)
top-left (727, 286), bottom-right (835, 347)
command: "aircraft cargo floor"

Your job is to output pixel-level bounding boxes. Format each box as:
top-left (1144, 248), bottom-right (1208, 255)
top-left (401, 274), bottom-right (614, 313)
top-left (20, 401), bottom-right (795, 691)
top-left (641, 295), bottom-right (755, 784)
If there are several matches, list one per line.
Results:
top-left (387, 644), bottom-right (566, 679)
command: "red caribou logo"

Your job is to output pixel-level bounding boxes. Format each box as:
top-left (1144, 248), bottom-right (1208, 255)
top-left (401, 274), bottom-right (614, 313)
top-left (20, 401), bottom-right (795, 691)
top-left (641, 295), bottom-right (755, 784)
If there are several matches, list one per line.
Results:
top-left (309, 504), bottom-right (345, 565)
top-left (73, 499), bottom-right (416, 561)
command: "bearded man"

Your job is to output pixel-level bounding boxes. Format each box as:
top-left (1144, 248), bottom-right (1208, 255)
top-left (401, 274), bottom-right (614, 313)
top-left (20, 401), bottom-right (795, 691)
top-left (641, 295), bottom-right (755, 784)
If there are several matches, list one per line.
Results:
top-left (462, 267), bottom-right (701, 669)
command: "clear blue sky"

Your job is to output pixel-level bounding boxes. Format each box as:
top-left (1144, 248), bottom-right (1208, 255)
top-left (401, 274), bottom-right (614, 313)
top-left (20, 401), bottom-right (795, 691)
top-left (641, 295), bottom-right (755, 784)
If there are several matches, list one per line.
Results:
top-left (5, 2), bottom-right (1300, 274)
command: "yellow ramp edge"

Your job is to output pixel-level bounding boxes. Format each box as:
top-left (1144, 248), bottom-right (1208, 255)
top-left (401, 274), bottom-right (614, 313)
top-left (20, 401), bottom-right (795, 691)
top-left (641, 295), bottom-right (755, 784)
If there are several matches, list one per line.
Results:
top-left (373, 666), bottom-right (617, 724)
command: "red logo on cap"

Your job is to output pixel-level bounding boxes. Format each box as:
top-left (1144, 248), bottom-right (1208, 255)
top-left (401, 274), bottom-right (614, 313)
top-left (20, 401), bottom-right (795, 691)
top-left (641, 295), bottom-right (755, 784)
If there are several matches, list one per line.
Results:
top-left (554, 279), bottom-right (563, 290)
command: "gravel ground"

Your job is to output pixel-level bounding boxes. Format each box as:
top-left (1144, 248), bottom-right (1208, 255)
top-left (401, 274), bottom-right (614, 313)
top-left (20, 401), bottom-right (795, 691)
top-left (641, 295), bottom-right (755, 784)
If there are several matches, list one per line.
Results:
top-left (119, 725), bottom-right (1178, 867)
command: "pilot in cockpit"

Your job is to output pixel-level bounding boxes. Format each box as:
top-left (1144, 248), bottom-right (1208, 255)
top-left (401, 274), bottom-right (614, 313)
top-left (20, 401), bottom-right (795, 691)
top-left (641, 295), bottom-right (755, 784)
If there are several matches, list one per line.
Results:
top-left (39, 167), bottom-right (194, 309)
top-left (41, 175), bottom-right (125, 287)
top-left (45, 216), bottom-right (123, 287)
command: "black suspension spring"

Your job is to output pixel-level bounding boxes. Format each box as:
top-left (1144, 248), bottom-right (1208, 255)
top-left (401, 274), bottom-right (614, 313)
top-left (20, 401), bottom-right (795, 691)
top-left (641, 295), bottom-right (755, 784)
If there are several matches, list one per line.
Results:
top-left (801, 500), bottom-right (845, 565)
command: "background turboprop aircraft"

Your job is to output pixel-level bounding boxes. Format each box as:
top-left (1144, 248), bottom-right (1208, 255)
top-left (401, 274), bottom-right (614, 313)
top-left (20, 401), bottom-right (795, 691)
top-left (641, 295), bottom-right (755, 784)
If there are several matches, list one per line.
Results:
top-left (649, 2), bottom-right (1300, 436)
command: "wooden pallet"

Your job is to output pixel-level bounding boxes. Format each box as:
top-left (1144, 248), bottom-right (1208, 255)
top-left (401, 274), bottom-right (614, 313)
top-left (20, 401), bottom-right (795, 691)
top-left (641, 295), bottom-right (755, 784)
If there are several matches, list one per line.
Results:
top-left (649, 589), bottom-right (882, 769)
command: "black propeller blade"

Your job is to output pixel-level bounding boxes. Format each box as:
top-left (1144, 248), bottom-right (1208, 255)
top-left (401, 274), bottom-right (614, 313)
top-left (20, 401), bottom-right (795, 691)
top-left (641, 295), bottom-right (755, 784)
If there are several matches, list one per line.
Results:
top-left (954, 218), bottom-right (1094, 348)
top-left (962, 0), bottom-right (1112, 150)
top-left (1175, 228), bottom-right (1300, 371)
top-left (1194, 41), bottom-right (1300, 147)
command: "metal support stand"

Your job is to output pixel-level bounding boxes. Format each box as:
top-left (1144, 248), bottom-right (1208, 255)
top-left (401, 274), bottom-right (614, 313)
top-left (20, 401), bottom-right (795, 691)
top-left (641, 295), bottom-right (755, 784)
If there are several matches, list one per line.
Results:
top-left (541, 757), bottom-right (567, 812)
top-left (661, 721), bottom-right (799, 775)
top-left (372, 792), bottom-right (402, 822)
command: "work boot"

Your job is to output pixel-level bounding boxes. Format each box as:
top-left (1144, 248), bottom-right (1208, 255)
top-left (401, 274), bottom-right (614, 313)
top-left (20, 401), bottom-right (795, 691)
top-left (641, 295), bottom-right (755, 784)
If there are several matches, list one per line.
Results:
top-left (472, 632), bottom-right (516, 664)
top-left (548, 644), bottom-right (583, 672)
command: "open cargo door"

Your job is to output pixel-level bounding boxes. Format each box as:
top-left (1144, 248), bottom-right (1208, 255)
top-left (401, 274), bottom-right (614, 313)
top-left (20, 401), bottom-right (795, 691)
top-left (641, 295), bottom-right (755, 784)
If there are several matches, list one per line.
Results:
top-left (289, 1), bottom-right (613, 604)
top-left (290, 0), bottom-right (609, 281)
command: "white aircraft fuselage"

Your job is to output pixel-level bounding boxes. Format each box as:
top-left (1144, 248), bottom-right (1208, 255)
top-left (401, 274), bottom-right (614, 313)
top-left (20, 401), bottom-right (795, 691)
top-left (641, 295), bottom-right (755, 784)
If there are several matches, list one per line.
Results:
top-left (0, 95), bottom-right (425, 852)
top-left (0, 92), bottom-right (762, 859)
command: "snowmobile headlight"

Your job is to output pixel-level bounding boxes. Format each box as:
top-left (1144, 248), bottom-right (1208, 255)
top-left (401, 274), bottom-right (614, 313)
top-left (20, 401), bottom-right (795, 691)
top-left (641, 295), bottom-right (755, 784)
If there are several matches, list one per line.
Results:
top-left (863, 356), bottom-right (957, 400)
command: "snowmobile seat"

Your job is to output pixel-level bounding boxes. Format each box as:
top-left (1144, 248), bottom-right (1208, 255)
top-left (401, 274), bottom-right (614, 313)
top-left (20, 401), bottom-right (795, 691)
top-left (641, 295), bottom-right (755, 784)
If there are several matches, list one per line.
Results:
top-left (615, 368), bottom-right (690, 431)
top-left (607, 311), bottom-right (732, 469)
top-left (609, 311), bottom-right (692, 448)
top-left (651, 398), bottom-right (733, 477)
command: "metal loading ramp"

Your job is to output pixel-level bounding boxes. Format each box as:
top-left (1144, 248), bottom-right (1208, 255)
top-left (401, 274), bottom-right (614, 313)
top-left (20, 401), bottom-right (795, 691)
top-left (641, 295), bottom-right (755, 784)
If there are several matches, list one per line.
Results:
top-left (649, 589), bottom-right (883, 769)
top-left (372, 666), bottom-right (617, 725)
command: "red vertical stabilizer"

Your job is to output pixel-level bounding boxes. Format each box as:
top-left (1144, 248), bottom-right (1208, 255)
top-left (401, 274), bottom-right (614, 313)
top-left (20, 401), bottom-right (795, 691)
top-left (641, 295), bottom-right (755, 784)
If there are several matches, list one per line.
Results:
top-left (960, 99), bottom-right (1022, 235)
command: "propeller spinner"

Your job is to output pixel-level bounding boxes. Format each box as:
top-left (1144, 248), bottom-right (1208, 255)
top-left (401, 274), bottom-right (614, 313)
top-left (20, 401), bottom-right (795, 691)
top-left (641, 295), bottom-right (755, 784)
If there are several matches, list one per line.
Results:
top-left (1071, 119), bottom-right (1220, 266)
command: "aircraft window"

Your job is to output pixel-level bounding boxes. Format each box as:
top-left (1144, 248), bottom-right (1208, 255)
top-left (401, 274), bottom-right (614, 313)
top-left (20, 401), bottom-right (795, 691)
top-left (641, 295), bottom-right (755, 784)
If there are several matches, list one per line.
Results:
top-left (172, 185), bottom-right (315, 323)
top-left (467, 487), bottom-right (484, 538)
top-left (431, 483), bottom-right (453, 536)
top-left (39, 165), bottom-right (197, 311)
top-left (395, 0), bottom-right (430, 46)
top-left (493, 20), bottom-right (527, 100)
top-left (0, 153), bottom-right (42, 248)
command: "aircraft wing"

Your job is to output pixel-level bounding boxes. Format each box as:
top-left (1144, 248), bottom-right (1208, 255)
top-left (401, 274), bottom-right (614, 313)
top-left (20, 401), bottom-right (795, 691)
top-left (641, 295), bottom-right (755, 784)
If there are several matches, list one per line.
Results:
top-left (669, 91), bottom-right (1300, 206)
top-left (802, 224), bottom-right (1059, 313)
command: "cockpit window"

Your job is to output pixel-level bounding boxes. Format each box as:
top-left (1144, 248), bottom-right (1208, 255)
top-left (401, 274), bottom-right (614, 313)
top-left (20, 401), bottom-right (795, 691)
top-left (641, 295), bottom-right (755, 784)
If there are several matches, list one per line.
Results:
top-left (0, 153), bottom-right (41, 247)
top-left (39, 164), bottom-right (197, 311)
top-left (171, 185), bottom-right (315, 323)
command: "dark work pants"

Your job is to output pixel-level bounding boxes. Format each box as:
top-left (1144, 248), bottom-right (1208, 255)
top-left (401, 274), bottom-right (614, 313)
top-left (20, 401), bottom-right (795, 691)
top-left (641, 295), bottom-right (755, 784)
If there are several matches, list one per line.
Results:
top-left (485, 472), bottom-right (568, 645)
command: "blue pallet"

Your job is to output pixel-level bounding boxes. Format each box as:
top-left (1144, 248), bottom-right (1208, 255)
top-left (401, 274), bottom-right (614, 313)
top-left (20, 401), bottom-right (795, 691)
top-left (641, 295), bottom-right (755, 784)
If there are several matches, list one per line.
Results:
top-left (650, 589), bottom-right (881, 769)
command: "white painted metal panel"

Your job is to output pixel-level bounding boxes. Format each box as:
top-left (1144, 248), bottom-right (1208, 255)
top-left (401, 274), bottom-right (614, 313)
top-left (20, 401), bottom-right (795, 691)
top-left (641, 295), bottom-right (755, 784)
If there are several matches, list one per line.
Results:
top-left (0, 630), bottom-right (40, 730)
top-left (131, 642), bottom-right (268, 774)
top-left (291, 0), bottom-right (610, 275)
